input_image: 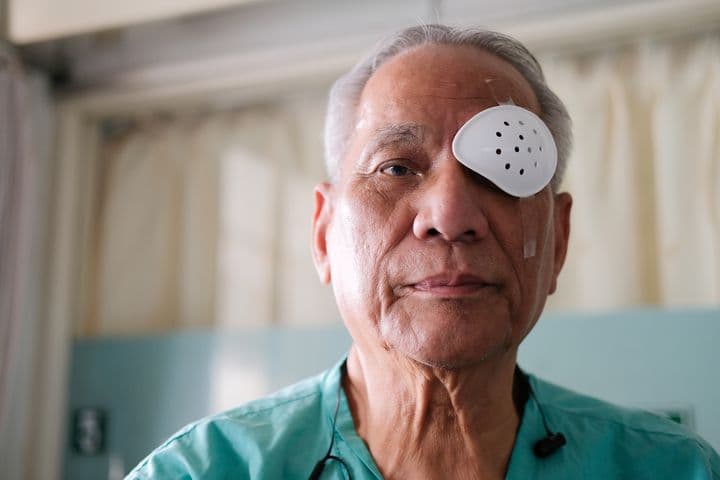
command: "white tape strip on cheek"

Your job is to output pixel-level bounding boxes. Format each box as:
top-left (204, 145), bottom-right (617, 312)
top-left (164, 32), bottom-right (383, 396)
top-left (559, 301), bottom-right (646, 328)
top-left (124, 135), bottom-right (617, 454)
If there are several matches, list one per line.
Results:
top-left (519, 197), bottom-right (537, 259)
top-left (451, 105), bottom-right (557, 198)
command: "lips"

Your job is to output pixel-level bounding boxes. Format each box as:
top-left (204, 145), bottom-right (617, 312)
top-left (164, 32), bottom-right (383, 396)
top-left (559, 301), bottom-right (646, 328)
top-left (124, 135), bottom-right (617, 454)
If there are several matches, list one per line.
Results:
top-left (410, 273), bottom-right (496, 297)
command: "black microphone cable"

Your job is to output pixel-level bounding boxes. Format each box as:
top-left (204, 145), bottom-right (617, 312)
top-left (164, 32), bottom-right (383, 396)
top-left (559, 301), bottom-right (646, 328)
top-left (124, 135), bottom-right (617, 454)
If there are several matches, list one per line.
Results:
top-left (308, 380), bottom-right (352, 480)
top-left (525, 373), bottom-right (567, 458)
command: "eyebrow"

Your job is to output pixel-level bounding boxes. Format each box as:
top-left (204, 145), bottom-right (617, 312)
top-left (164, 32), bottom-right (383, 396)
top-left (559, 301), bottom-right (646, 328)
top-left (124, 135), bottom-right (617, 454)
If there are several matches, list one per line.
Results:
top-left (360, 123), bottom-right (425, 164)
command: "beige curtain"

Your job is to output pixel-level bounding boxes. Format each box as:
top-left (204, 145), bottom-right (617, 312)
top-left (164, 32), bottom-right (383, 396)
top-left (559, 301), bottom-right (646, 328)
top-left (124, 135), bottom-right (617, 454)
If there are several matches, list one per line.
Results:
top-left (544, 32), bottom-right (720, 311)
top-left (0, 45), bottom-right (31, 480)
top-left (0, 49), bottom-right (54, 480)
top-left (84, 95), bottom-right (338, 336)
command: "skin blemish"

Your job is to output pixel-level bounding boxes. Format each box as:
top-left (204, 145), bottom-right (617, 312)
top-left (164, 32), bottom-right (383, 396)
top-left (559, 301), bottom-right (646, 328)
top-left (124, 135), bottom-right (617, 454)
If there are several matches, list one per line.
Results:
top-left (415, 94), bottom-right (497, 103)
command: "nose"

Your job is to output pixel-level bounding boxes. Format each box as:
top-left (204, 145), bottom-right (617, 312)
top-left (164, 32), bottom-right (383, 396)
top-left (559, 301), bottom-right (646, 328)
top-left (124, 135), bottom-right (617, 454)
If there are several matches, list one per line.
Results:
top-left (412, 159), bottom-right (490, 243)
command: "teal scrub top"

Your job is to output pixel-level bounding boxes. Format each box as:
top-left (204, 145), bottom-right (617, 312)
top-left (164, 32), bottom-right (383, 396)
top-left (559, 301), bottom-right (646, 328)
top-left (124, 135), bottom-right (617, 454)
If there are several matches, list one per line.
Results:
top-left (126, 357), bottom-right (720, 479)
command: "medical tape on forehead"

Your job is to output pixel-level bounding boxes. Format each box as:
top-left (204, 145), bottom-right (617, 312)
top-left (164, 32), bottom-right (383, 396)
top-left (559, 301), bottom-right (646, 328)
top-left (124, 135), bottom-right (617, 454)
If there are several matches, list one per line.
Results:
top-left (452, 105), bottom-right (557, 259)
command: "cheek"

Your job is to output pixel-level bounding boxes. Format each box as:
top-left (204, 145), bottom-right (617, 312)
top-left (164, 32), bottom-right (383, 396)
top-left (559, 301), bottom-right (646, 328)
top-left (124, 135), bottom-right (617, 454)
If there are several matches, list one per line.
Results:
top-left (514, 202), bottom-right (556, 329)
top-left (326, 188), bottom-right (410, 308)
top-left (533, 217), bottom-right (557, 297)
top-left (488, 194), bottom-right (555, 322)
top-left (331, 189), bottom-right (390, 258)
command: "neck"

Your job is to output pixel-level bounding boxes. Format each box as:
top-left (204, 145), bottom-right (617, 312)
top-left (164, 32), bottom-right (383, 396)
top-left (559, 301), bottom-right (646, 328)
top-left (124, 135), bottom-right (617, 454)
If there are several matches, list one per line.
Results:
top-left (343, 344), bottom-right (522, 480)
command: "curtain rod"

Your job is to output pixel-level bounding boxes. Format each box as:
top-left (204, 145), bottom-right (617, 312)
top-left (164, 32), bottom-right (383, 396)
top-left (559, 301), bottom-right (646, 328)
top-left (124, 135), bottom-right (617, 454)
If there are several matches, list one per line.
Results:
top-left (0, 38), bottom-right (21, 70)
top-left (0, 37), bottom-right (14, 48)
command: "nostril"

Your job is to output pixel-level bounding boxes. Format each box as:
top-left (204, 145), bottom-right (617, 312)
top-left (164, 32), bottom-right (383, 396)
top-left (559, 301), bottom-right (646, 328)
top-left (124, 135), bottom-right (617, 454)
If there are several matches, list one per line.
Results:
top-left (427, 227), bottom-right (477, 241)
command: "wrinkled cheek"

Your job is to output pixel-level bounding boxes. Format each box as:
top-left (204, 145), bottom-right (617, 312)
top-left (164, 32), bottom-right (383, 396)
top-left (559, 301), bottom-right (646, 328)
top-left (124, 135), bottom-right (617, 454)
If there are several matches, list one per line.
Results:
top-left (326, 204), bottom-right (385, 315)
top-left (515, 229), bottom-right (555, 341)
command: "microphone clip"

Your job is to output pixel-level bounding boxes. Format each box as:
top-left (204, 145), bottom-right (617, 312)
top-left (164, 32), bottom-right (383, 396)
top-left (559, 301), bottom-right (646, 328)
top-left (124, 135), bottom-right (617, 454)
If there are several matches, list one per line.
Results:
top-left (533, 432), bottom-right (566, 458)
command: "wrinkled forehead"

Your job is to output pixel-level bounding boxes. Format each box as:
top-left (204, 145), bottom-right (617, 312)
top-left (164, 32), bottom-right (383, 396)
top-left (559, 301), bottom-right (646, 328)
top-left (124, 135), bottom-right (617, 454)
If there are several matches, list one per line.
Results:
top-left (360, 44), bottom-right (541, 120)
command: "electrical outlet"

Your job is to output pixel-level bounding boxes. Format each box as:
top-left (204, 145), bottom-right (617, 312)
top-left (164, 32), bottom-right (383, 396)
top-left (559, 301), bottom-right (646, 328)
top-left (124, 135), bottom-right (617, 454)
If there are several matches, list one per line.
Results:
top-left (72, 407), bottom-right (107, 455)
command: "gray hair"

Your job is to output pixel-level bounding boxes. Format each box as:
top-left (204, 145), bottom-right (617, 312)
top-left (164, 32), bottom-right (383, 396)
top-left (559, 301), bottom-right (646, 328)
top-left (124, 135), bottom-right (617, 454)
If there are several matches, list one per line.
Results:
top-left (323, 24), bottom-right (572, 191)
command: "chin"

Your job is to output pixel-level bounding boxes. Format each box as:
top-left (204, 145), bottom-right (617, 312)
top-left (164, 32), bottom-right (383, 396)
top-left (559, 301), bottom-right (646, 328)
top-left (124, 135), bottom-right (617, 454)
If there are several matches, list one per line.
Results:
top-left (409, 339), bottom-right (513, 370)
top-left (379, 309), bottom-right (514, 370)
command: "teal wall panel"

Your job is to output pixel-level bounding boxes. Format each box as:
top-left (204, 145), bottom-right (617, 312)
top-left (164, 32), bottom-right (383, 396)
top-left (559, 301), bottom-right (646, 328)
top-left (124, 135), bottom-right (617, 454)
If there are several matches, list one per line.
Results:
top-left (64, 309), bottom-right (718, 479)
top-left (518, 307), bottom-right (720, 450)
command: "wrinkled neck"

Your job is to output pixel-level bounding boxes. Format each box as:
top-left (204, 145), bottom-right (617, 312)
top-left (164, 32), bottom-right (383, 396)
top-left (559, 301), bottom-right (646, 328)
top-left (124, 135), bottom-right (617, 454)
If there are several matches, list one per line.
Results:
top-left (343, 344), bottom-right (524, 480)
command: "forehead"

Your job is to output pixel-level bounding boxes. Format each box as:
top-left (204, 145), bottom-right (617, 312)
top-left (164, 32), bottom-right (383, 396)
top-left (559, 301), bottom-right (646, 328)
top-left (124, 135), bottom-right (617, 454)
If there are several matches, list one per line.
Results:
top-left (357, 43), bottom-right (540, 130)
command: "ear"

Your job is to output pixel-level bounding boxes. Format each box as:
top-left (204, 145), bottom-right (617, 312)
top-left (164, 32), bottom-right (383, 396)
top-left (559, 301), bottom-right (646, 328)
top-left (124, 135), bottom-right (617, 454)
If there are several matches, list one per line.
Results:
top-left (548, 192), bottom-right (572, 294)
top-left (311, 182), bottom-right (334, 285)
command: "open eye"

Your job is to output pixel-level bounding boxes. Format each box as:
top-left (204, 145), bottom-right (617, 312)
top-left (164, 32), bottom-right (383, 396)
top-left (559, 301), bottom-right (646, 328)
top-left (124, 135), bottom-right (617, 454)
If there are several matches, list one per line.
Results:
top-left (380, 163), bottom-right (415, 177)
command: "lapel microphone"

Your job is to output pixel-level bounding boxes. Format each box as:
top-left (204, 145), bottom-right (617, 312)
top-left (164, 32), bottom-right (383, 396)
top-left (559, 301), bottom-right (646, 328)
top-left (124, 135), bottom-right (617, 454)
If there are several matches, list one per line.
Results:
top-left (522, 369), bottom-right (567, 459)
top-left (533, 431), bottom-right (567, 458)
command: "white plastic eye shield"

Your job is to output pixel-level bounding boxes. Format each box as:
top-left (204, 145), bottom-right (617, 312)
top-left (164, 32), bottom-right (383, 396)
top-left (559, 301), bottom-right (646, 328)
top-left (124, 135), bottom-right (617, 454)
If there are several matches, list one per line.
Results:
top-left (452, 105), bottom-right (557, 198)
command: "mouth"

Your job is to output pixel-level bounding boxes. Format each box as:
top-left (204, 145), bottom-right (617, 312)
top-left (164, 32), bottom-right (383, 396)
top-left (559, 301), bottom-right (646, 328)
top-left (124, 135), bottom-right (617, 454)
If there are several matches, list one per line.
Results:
top-left (408, 273), bottom-right (498, 298)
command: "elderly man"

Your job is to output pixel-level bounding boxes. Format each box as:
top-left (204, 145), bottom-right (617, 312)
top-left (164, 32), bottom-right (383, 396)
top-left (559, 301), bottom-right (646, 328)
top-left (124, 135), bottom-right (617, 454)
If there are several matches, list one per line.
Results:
top-left (128, 24), bottom-right (720, 479)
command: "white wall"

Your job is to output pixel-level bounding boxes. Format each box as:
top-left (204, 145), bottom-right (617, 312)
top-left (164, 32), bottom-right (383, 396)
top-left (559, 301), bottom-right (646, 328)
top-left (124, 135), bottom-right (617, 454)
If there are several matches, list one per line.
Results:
top-left (7, 0), bottom-right (257, 43)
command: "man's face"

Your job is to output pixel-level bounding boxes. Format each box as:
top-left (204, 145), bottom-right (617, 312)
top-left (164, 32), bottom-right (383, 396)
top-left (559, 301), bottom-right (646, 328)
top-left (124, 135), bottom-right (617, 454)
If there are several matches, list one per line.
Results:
top-left (313, 44), bottom-right (571, 369)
